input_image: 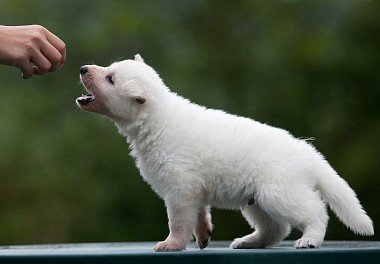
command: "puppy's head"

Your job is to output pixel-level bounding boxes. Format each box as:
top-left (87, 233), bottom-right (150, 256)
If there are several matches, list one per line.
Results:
top-left (76, 54), bottom-right (164, 121)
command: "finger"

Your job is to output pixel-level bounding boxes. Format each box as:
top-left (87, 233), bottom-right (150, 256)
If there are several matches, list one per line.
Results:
top-left (44, 30), bottom-right (66, 69)
top-left (38, 40), bottom-right (62, 72)
top-left (19, 61), bottom-right (33, 79)
top-left (31, 51), bottom-right (52, 75)
top-left (59, 44), bottom-right (66, 69)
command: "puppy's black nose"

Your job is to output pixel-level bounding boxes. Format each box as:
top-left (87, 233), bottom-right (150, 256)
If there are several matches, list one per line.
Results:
top-left (80, 66), bottom-right (88, 75)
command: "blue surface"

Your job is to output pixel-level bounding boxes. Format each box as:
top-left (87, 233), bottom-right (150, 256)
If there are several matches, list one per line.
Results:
top-left (0, 241), bottom-right (379, 264)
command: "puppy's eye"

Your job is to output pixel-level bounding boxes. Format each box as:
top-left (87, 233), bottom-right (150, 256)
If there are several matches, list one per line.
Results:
top-left (107, 75), bottom-right (114, 85)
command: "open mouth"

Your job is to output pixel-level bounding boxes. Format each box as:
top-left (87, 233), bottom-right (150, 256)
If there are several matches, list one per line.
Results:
top-left (77, 93), bottom-right (95, 105)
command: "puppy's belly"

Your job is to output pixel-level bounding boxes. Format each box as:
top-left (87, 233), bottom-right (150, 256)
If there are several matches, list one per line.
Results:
top-left (209, 199), bottom-right (243, 210)
top-left (206, 187), bottom-right (250, 210)
top-left (203, 171), bottom-right (257, 210)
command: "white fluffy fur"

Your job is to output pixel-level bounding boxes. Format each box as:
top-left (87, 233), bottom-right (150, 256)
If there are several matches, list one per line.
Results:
top-left (77, 54), bottom-right (374, 251)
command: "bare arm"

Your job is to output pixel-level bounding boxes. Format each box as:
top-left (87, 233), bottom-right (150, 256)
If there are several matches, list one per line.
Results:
top-left (0, 25), bottom-right (66, 79)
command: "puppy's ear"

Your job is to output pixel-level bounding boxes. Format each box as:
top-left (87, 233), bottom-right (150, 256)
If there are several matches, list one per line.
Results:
top-left (134, 54), bottom-right (145, 63)
top-left (121, 79), bottom-right (146, 104)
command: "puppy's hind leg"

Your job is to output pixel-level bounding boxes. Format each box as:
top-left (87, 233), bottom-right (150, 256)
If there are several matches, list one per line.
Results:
top-left (292, 200), bottom-right (328, 249)
top-left (193, 205), bottom-right (213, 249)
top-left (230, 204), bottom-right (290, 249)
top-left (257, 186), bottom-right (328, 249)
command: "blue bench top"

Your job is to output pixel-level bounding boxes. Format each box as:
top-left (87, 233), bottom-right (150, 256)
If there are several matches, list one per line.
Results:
top-left (0, 241), bottom-right (379, 264)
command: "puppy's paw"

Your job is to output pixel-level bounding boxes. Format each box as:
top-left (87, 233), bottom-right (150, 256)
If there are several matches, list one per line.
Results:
top-left (154, 240), bottom-right (186, 252)
top-left (294, 237), bottom-right (321, 249)
top-left (230, 238), bottom-right (250, 249)
top-left (230, 233), bottom-right (265, 249)
top-left (193, 222), bottom-right (212, 249)
top-left (195, 233), bottom-right (211, 250)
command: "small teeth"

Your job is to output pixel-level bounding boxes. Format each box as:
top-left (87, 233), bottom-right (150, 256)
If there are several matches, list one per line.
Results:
top-left (77, 93), bottom-right (95, 105)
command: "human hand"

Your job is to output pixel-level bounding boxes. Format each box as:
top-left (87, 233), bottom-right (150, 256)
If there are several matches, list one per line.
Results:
top-left (0, 25), bottom-right (66, 79)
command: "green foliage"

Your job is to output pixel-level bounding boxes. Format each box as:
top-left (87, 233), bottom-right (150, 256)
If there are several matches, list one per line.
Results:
top-left (0, 0), bottom-right (378, 244)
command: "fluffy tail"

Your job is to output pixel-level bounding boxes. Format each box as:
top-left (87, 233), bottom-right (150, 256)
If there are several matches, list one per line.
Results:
top-left (317, 166), bottom-right (374, 236)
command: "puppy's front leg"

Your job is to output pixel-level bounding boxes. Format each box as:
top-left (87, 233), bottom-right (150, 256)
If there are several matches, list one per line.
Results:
top-left (154, 202), bottom-right (198, 251)
top-left (193, 205), bottom-right (213, 249)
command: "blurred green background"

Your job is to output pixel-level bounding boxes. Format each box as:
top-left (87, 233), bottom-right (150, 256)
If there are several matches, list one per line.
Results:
top-left (0, 0), bottom-right (379, 245)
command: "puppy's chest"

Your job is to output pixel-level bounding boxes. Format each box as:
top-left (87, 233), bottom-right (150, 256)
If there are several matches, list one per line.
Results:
top-left (131, 148), bottom-right (173, 197)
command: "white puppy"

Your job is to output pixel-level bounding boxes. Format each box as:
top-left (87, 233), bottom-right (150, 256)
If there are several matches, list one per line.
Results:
top-left (76, 55), bottom-right (374, 251)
